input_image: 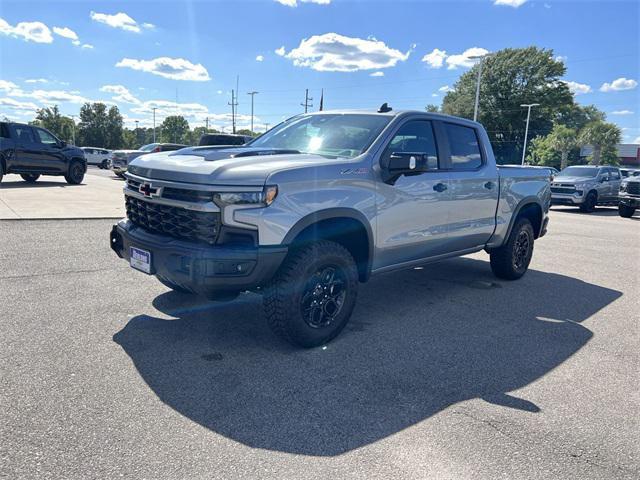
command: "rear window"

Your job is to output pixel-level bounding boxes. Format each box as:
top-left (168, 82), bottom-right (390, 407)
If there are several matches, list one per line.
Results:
top-left (0, 123), bottom-right (9, 138)
top-left (444, 123), bottom-right (483, 170)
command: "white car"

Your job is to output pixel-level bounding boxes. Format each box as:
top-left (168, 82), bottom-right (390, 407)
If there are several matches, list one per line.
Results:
top-left (81, 147), bottom-right (112, 169)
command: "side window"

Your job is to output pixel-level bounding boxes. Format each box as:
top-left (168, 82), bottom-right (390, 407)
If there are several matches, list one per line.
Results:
top-left (35, 128), bottom-right (58, 145)
top-left (444, 123), bottom-right (483, 170)
top-left (13, 125), bottom-right (36, 143)
top-left (609, 169), bottom-right (620, 180)
top-left (0, 123), bottom-right (9, 138)
top-left (384, 120), bottom-right (439, 169)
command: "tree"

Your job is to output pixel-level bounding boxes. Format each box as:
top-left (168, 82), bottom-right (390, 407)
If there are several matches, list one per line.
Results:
top-left (442, 47), bottom-right (573, 164)
top-left (578, 121), bottom-right (621, 165)
top-left (105, 106), bottom-right (124, 149)
top-left (77, 103), bottom-right (124, 149)
top-left (160, 116), bottom-right (189, 144)
top-left (425, 104), bottom-right (440, 113)
top-left (33, 106), bottom-right (75, 142)
top-left (547, 123), bottom-right (577, 170)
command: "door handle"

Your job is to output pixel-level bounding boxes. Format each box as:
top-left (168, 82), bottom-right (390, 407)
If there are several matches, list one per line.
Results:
top-left (484, 181), bottom-right (495, 190)
top-left (433, 182), bottom-right (447, 192)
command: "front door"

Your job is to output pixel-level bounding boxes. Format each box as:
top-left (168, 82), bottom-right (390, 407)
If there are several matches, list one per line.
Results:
top-left (441, 122), bottom-right (500, 251)
top-left (374, 119), bottom-right (451, 270)
top-left (32, 127), bottom-right (66, 173)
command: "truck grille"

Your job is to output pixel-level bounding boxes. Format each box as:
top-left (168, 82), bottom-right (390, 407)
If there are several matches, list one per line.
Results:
top-left (551, 186), bottom-right (576, 194)
top-left (125, 196), bottom-right (220, 245)
top-left (627, 182), bottom-right (640, 195)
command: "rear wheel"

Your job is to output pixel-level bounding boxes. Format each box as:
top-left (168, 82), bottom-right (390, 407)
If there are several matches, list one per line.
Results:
top-left (579, 191), bottom-right (597, 213)
top-left (64, 161), bottom-right (84, 185)
top-left (618, 204), bottom-right (636, 218)
top-left (263, 240), bottom-right (359, 347)
top-left (100, 159), bottom-right (109, 169)
top-left (20, 173), bottom-right (40, 183)
top-left (490, 218), bottom-right (535, 280)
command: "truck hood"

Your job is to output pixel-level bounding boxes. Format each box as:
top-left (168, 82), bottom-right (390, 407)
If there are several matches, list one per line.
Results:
top-left (127, 147), bottom-right (347, 185)
top-left (553, 176), bottom-right (597, 184)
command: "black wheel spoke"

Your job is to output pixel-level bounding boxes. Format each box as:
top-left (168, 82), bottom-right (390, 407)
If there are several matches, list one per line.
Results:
top-left (300, 264), bottom-right (348, 329)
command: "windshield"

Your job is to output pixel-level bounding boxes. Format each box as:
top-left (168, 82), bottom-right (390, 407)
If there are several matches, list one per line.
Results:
top-left (139, 143), bottom-right (158, 152)
top-left (248, 114), bottom-right (391, 158)
top-left (558, 166), bottom-right (600, 178)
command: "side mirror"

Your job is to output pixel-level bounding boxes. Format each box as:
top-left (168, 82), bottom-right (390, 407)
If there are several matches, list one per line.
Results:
top-left (382, 152), bottom-right (432, 184)
top-left (600, 175), bottom-right (609, 183)
top-left (58, 141), bottom-right (67, 148)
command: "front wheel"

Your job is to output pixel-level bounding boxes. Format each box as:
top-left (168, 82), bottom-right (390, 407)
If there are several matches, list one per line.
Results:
top-left (618, 204), bottom-right (636, 218)
top-left (490, 218), bottom-right (535, 280)
top-left (20, 173), bottom-right (40, 183)
top-left (101, 159), bottom-right (109, 169)
top-left (64, 161), bottom-right (84, 185)
top-left (263, 240), bottom-right (359, 348)
top-left (579, 192), bottom-right (597, 213)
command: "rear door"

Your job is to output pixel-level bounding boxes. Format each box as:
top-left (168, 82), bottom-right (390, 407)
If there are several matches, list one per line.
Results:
top-left (441, 121), bottom-right (500, 251)
top-left (10, 124), bottom-right (41, 171)
top-left (33, 127), bottom-right (66, 172)
top-left (608, 168), bottom-right (622, 200)
top-left (375, 118), bottom-right (452, 268)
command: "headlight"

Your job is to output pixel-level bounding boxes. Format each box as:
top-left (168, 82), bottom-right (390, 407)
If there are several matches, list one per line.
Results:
top-left (213, 185), bottom-right (278, 207)
top-left (620, 183), bottom-right (627, 192)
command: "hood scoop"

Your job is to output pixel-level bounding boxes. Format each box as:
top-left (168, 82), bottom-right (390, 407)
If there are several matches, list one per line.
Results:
top-left (225, 149), bottom-right (301, 159)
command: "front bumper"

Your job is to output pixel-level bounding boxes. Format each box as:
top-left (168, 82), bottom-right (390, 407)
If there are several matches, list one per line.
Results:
top-left (110, 220), bottom-right (288, 298)
top-left (619, 194), bottom-right (640, 207)
top-left (551, 192), bottom-right (584, 205)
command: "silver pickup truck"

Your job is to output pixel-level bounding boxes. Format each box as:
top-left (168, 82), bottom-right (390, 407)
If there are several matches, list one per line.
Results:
top-left (110, 108), bottom-right (550, 347)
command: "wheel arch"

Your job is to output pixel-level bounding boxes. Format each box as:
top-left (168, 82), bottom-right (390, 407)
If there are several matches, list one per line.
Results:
top-left (504, 198), bottom-right (544, 241)
top-left (282, 208), bottom-right (374, 282)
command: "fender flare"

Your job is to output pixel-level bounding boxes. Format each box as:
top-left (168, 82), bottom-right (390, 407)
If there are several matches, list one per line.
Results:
top-left (503, 197), bottom-right (545, 241)
top-left (283, 208), bottom-right (375, 280)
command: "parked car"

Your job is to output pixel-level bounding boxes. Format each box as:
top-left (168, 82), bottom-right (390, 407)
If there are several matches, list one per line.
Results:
top-left (0, 121), bottom-right (86, 184)
top-left (199, 133), bottom-right (253, 147)
top-left (110, 108), bottom-right (550, 347)
top-left (81, 147), bottom-right (111, 169)
top-left (618, 174), bottom-right (640, 218)
top-left (620, 168), bottom-right (640, 178)
top-left (551, 165), bottom-right (622, 212)
top-left (111, 143), bottom-right (188, 177)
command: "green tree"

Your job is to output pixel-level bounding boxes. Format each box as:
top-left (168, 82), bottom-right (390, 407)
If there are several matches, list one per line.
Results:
top-left (578, 121), bottom-right (621, 165)
top-left (32, 105), bottom-right (75, 142)
top-left (105, 106), bottom-right (124, 149)
top-left (425, 104), bottom-right (440, 113)
top-left (160, 115), bottom-right (189, 144)
top-left (527, 135), bottom-right (558, 167)
top-left (547, 123), bottom-right (578, 170)
top-left (442, 47), bottom-right (573, 164)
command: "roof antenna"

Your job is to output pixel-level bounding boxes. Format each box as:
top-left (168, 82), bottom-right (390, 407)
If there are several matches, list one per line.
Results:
top-left (378, 102), bottom-right (392, 113)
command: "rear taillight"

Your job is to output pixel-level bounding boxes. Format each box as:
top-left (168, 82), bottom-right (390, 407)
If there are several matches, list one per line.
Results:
top-left (153, 147), bottom-right (161, 152)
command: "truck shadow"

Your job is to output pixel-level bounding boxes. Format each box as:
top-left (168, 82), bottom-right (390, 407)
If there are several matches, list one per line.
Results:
top-left (0, 180), bottom-right (84, 189)
top-left (113, 257), bottom-right (621, 456)
top-left (550, 207), bottom-right (623, 217)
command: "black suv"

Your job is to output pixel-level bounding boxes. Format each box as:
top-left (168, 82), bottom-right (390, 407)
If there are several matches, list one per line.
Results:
top-left (0, 122), bottom-right (87, 184)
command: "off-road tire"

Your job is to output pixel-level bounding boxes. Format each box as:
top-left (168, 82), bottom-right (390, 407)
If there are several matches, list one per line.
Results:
top-left (64, 161), bottom-right (84, 185)
top-left (618, 204), bottom-right (636, 218)
top-left (20, 173), bottom-right (40, 183)
top-left (490, 218), bottom-right (535, 280)
top-left (579, 191), bottom-right (597, 213)
top-left (101, 159), bottom-right (109, 169)
top-left (263, 240), bottom-right (359, 348)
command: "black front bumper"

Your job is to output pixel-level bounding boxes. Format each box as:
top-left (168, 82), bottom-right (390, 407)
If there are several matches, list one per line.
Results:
top-left (620, 196), bottom-right (640, 207)
top-left (110, 220), bottom-right (288, 298)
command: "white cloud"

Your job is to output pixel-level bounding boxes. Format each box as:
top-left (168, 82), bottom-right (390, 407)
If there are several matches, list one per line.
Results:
top-left (0, 97), bottom-right (40, 115)
top-left (0, 80), bottom-right (20, 93)
top-left (370, 71), bottom-right (384, 77)
top-left (256, 55), bottom-right (264, 62)
top-left (422, 47), bottom-right (488, 69)
top-left (28, 89), bottom-right (88, 104)
top-left (275, 0), bottom-right (331, 6)
top-left (438, 85), bottom-right (454, 92)
top-left (100, 85), bottom-right (141, 104)
top-left (611, 110), bottom-right (634, 115)
top-left (0, 18), bottom-right (53, 43)
top-left (81, 43), bottom-right (94, 49)
top-left (494, 0), bottom-right (527, 7)
top-left (53, 26), bottom-right (78, 41)
top-left (275, 46), bottom-right (286, 56)
top-left (278, 33), bottom-right (411, 72)
top-left (633, 136), bottom-right (640, 144)
top-left (90, 11), bottom-right (153, 33)
top-left (25, 78), bottom-right (48, 84)
top-left (115, 57), bottom-right (211, 81)
top-left (216, 90), bottom-right (223, 94)
top-left (600, 77), bottom-right (638, 92)
top-left (422, 48), bottom-right (447, 68)
top-left (563, 81), bottom-right (592, 95)
top-left (555, 55), bottom-right (567, 63)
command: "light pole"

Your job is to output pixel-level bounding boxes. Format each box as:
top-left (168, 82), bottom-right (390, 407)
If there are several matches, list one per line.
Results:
top-left (264, 123), bottom-right (270, 133)
top-left (468, 53), bottom-right (491, 122)
top-left (247, 91), bottom-right (258, 133)
top-left (135, 120), bottom-right (139, 145)
top-left (152, 107), bottom-right (157, 143)
top-left (70, 115), bottom-right (76, 145)
top-left (520, 103), bottom-right (540, 165)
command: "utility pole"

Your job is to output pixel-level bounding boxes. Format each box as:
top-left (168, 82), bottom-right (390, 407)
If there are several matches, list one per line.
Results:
top-left (247, 91), bottom-right (258, 133)
top-left (301, 89), bottom-right (313, 113)
top-left (152, 107), bottom-right (157, 143)
top-left (205, 117), bottom-right (209, 131)
top-left (228, 89), bottom-right (238, 134)
top-left (70, 115), bottom-right (76, 145)
top-left (468, 53), bottom-right (492, 122)
top-left (135, 120), bottom-right (139, 145)
top-left (520, 103), bottom-right (540, 165)
top-left (265, 123), bottom-right (270, 133)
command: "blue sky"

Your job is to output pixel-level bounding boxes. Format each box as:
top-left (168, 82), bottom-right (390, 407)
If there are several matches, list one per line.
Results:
top-left (1, 0), bottom-right (638, 141)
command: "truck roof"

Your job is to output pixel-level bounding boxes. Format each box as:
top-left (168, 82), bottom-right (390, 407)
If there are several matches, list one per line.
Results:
top-left (302, 108), bottom-right (483, 127)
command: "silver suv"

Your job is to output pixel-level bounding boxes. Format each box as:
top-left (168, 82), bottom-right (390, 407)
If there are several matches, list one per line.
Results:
top-left (110, 109), bottom-right (550, 347)
top-left (551, 165), bottom-right (622, 213)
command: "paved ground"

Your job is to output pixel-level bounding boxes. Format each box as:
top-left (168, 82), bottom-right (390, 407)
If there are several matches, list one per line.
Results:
top-left (0, 167), bottom-right (124, 219)
top-left (1, 209), bottom-right (638, 479)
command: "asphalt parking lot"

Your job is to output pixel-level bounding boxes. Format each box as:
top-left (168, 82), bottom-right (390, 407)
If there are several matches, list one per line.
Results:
top-left (1, 207), bottom-right (638, 479)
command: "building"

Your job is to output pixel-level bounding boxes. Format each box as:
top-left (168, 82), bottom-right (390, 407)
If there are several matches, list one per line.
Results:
top-left (580, 144), bottom-right (640, 166)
